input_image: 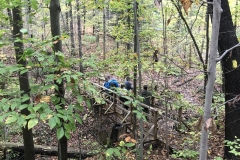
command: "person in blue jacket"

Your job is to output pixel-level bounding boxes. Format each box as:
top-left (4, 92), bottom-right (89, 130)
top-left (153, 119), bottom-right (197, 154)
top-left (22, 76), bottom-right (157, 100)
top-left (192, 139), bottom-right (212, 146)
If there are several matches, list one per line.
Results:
top-left (108, 77), bottom-right (119, 88)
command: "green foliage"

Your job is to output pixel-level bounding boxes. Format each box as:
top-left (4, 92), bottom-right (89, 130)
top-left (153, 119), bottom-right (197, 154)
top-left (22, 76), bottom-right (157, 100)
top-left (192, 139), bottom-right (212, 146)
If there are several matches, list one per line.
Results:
top-left (171, 132), bottom-right (200, 159)
top-left (106, 140), bottom-right (135, 160)
top-left (171, 148), bottom-right (199, 159)
top-left (0, 32), bottom-right (104, 141)
top-left (225, 137), bottom-right (240, 156)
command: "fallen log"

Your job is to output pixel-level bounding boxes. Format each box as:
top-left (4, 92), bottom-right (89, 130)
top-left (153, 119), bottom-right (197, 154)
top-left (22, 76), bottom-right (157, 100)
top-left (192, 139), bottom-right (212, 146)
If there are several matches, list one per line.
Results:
top-left (0, 142), bottom-right (94, 159)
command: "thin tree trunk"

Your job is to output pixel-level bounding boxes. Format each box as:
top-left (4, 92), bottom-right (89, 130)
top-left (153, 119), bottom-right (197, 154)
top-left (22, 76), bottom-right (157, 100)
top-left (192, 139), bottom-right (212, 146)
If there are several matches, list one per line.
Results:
top-left (65, 3), bottom-right (69, 35)
top-left (133, 0), bottom-right (143, 159)
top-left (49, 1), bottom-right (67, 159)
top-left (69, 2), bottom-right (75, 56)
top-left (12, 5), bottom-right (35, 160)
top-left (199, 1), bottom-right (221, 159)
top-left (83, 5), bottom-right (86, 35)
top-left (204, 2), bottom-right (211, 91)
top-left (103, 1), bottom-right (106, 60)
top-left (161, 4), bottom-right (169, 158)
top-left (76, 0), bottom-right (83, 72)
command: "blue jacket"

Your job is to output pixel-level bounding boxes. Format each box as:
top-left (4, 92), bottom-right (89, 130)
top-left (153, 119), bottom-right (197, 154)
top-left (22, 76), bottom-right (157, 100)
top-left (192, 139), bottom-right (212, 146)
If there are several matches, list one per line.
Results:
top-left (104, 81), bottom-right (110, 89)
top-left (108, 79), bottom-right (119, 88)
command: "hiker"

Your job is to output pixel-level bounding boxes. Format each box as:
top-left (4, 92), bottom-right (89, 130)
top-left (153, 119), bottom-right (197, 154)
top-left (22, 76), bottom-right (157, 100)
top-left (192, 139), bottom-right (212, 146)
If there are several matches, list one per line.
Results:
top-left (141, 85), bottom-right (152, 114)
top-left (108, 76), bottom-right (119, 101)
top-left (119, 84), bottom-right (129, 110)
top-left (108, 76), bottom-right (119, 88)
top-left (124, 77), bottom-right (133, 90)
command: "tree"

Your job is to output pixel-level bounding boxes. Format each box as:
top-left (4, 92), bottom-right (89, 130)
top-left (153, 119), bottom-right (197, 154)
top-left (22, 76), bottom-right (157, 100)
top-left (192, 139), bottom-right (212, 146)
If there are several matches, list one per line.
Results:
top-left (76, 0), bottom-right (83, 72)
top-left (217, 0), bottom-right (240, 159)
top-left (69, 1), bottom-right (75, 56)
top-left (199, 0), bottom-right (221, 159)
top-left (49, 0), bottom-right (67, 159)
top-left (12, 2), bottom-right (35, 160)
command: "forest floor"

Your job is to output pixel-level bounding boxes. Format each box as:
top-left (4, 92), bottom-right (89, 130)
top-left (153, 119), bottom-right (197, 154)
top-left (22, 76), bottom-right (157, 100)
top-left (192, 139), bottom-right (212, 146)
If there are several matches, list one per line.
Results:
top-left (0, 31), bottom-right (225, 160)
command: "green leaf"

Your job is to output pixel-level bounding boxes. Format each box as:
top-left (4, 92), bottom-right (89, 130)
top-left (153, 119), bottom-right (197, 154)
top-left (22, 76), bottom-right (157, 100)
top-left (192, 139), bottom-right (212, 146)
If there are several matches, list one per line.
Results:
top-left (42, 84), bottom-right (54, 91)
top-left (49, 117), bottom-right (56, 129)
top-left (31, 0), bottom-right (38, 10)
top-left (124, 100), bottom-right (132, 105)
top-left (54, 115), bottom-right (61, 124)
top-left (64, 123), bottom-right (71, 132)
top-left (106, 148), bottom-right (114, 157)
top-left (5, 115), bottom-right (18, 124)
top-left (77, 95), bottom-right (84, 103)
top-left (33, 103), bottom-right (42, 112)
top-left (40, 113), bottom-right (47, 120)
top-left (21, 94), bottom-right (30, 103)
top-left (57, 127), bottom-right (64, 139)
top-left (20, 28), bottom-right (28, 34)
top-left (75, 114), bottom-right (82, 124)
top-left (3, 104), bottom-right (10, 112)
top-left (65, 131), bottom-right (70, 139)
top-left (113, 148), bottom-right (121, 157)
top-left (17, 116), bottom-right (26, 126)
top-left (28, 118), bottom-right (38, 129)
top-left (125, 142), bottom-right (135, 147)
top-left (20, 68), bottom-right (28, 75)
top-left (74, 103), bottom-right (84, 111)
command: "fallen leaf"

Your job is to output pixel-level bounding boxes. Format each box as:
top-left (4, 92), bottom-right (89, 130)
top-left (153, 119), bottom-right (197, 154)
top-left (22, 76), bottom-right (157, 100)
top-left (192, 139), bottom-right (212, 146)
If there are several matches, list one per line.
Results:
top-left (35, 94), bottom-right (41, 104)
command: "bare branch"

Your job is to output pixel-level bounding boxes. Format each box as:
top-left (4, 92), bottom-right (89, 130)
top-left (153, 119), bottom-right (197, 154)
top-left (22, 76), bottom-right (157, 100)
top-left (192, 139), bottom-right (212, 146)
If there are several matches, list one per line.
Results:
top-left (216, 43), bottom-right (240, 62)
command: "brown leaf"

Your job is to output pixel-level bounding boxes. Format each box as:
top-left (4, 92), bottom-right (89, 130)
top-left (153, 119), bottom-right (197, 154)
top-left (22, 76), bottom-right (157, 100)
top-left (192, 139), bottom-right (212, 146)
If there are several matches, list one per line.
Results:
top-left (35, 94), bottom-right (41, 104)
top-left (167, 17), bottom-right (171, 26)
top-left (125, 136), bottom-right (131, 142)
top-left (180, 0), bottom-right (192, 15)
top-left (204, 118), bottom-right (212, 131)
top-left (130, 138), bottom-right (137, 143)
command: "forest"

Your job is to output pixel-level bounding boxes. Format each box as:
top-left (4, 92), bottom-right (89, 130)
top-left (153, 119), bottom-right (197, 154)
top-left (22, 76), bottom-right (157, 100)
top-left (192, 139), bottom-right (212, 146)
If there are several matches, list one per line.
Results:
top-left (0, 0), bottom-right (240, 159)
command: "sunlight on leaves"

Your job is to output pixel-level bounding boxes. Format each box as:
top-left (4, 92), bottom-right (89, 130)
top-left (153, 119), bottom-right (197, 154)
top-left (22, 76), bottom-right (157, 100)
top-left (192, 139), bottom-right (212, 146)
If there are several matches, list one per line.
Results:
top-left (40, 96), bottom-right (51, 103)
top-left (28, 118), bottom-right (38, 129)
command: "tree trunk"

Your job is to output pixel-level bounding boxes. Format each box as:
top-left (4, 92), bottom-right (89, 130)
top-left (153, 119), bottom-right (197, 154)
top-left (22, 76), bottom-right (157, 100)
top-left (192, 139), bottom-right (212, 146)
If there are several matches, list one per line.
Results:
top-left (76, 0), bottom-right (83, 72)
top-left (65, 3), bottom-right (69, 34)
top-left (218, 0), bottom-right (240, 159)
top-left (69, 1), bottom-right (75, 56)
top-left (12, 5), bottom-right (35, 160)
top-left (83, 5), bottom-right (86, 35)
top-left (103, 1), bottom-right (106, 60)
top-left (133, 0), bottom-right (143, 159)
top-left (49, 1), bottom-right (67, 159)
top-left (199, 0), bottom-right (221, 159)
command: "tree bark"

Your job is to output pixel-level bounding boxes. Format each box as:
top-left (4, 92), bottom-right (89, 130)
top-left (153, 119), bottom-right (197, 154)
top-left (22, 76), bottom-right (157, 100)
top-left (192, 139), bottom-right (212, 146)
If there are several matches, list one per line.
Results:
top-left (12, 5), bottom-right (35, 160)
top-left (76, 0), bottom-right (83, 72)
top-left (69, 1), bottom-right (75, 56)
top-left (199, 0), bottom-right (221, 159)
top-left (49, 0), bottom-right (67, 159)
top-left (218, 0), bottom-right (240, 159)
top-left (103, 0), bottom-right (106, 60)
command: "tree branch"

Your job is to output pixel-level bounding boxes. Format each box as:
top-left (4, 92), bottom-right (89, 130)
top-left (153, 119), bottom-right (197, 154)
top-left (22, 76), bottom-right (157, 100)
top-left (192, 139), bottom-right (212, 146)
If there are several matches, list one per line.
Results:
top-left (216, 43), bottom-right (240, 62)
